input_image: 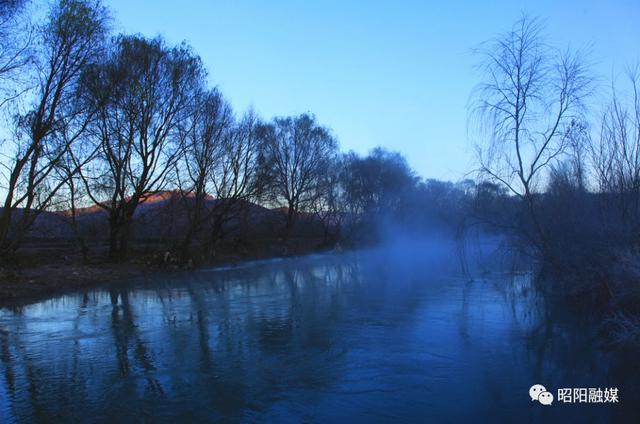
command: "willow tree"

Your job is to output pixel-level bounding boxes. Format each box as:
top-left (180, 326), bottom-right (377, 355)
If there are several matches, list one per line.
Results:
top-left (175, 88), bottom-right (230, 258)
top-left (0, 0), bottom-right (31, 109)
top-left (78, 35), bottom-right (204, 261)
top-left (206, 110), bottom-right (264, 243)
top-left (258, 113), bottom-right (338, 240)
top-left (470, 16), bottom-right (592, 247)
top-left (0, 0), bottom-right (108, 254)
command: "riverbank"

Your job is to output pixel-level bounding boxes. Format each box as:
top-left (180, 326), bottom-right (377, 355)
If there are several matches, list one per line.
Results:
top-left (0, 238), bottom-right (335, 305)
top-left (0, 262), bottom-right (150, 305)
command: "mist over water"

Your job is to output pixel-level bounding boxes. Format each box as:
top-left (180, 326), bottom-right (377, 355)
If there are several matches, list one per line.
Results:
top-left (0, 242), bottom-right (637, 423)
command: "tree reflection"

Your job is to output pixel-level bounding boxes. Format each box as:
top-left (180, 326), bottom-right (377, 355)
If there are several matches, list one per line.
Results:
top-left (109, 288), bottom-right (164, 397)
top-left (0, 253), bottom-right (637, 422)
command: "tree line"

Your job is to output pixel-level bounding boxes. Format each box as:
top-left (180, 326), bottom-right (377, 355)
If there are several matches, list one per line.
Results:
top-left (1, 0), bottom-right (475, 265)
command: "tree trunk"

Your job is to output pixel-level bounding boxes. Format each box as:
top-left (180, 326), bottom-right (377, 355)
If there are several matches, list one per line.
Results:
top-left (108, 214), bottom-right (120, 262)
top-left (178, 192), bottom-right (205, 265)
top-left (0, 209), bottom-right (12, 252)
top-left (284, 204), bottom-right (296, 242)
top-left (211, 213), bottom-right (224, 245)
top-left (118, 223), bottom-right (130, 262)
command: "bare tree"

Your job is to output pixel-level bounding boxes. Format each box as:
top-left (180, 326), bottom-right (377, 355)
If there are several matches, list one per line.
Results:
top-left (78, 35), bottom-right (204, 261)
top-left (309, 155), bottom-right (343, 245)
top-left (52, 130), bottom-right (98, 263)
top-left (207, 110), bottom-right (264, 243)
top-left (175, 88), bottom-right (231, 259)
top-left (176, 100), bottom-right (264, 261)
top-left (470, 16), bottom-right (592, 245)
top-left (590, 69), bottom-right (640, 224)
top-left (0, 0), bottom-right (108, 255)
top-left (258, 113), bottom-right (338, 240)
top-left (0, 0), bottom-right (31, 109)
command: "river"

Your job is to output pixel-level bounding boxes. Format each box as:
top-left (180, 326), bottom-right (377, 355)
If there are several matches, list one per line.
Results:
top-left (0, 242), bottom-right (637, 423)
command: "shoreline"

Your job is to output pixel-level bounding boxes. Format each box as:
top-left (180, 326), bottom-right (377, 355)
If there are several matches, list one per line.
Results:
top-left (0, 262), bottom-right (157, 307)
top-left (0, 245), bottom-right (342, 307)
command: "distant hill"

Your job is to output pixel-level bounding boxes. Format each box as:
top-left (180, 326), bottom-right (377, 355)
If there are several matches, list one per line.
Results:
top-left (12, 191), bottom-right (292, 243)
top-left (1, 208), bottom-right (74, 240)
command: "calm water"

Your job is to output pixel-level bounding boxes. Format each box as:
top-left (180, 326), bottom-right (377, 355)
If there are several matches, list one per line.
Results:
top-left (0, 243), bottom-right (638, 423)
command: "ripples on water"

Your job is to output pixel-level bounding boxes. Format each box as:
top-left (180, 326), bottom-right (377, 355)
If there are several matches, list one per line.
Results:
top-left (0, 242), bottom-right (638, 423)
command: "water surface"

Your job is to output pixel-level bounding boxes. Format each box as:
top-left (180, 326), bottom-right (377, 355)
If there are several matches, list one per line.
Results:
top-left (0, 244), bottom-right (637, 423)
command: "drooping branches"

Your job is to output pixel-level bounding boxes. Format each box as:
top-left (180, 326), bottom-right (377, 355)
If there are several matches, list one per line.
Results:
top-left (77, 35), bottom-right (204, 261)
top-left (0, 0), bottom-right (108, 254)
top-left (471, 16), bottom-right (592, 200)
top-left (470, 16), bottom-right (593, 250)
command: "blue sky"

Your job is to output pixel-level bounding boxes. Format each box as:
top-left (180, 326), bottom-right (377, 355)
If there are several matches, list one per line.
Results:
top-left (108, 0), bottom-right (639, 181)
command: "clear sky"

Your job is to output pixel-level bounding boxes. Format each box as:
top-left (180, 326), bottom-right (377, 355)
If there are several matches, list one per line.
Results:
top-left (108, 0), bottom-right (639, 181)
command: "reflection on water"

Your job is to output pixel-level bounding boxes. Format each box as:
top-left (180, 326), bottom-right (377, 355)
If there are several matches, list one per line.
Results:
top-left (0, 245), bottom-right (638, 423)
